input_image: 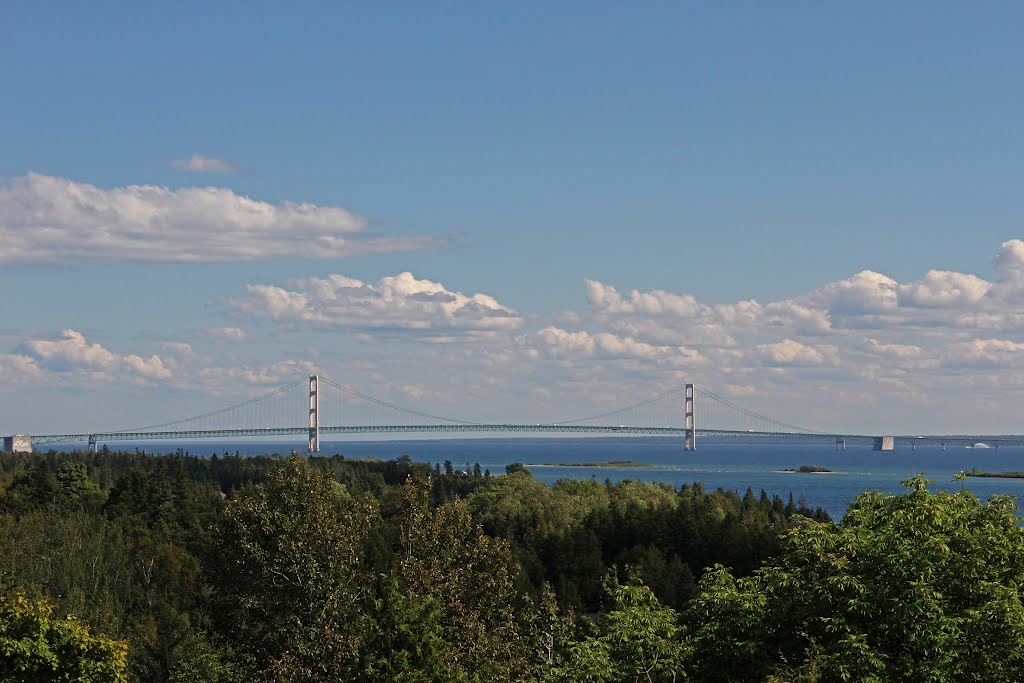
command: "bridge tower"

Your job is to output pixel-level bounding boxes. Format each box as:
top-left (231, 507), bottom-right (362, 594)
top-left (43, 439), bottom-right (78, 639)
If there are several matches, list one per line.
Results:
top-left (684, 383), bottom-right (696, 451)
top-left (308, 374), bottom-right (320, 453)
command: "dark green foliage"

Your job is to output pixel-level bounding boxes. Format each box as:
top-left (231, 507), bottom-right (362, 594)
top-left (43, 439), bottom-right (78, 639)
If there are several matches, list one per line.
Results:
top-left (506, 461), bottom-right (531, 476)
top-left (358, 574), bottom-right (455, 683)
top-left (396, 480), bottom-right (544, 680)
top-left (467, 475), bottom-right (824, 612)
top-left (0, 448), bottom-right (829, 682)
top-left (214, 455), bottom-right (378, 682)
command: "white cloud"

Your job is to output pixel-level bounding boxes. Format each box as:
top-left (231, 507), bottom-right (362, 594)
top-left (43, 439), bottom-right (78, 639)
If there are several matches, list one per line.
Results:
top-left (763, 301), bottom-right (832, 335)
top-left (993, 239), bottom-right (1024, 281)
top-left (943, 339), bottom-right (1024, 369)
top-left (17, 329), bottom-right (172, 382)
top-left (0, 354), bottom-right (41, 381)
top-left (207, 327), bottom-right (248, 343)
top-left (197, 359), bottom-right (317, 387)
top-left (755, 339), bottom-right (835, 367)
top-left (21, 329), bottom-right (117, 370)
top-left (808, 270), bottom-right (899, 315)
top-left (0, 173), bottom-right (443, 264)
top-left (585, 279), bottom-right (706, 316)
top-left (8, 239), bottom-right (1024, 435)
top-left (536, 327), bottom-right (597, 356)
top-left (170, 153), bottom-right (237, 174)
top-left (897, 270), bottom-right (991, 308)
top-left (535, 326), bottom-right (702, 364)
top-left (575, 241), bottom-right (1024, 376)
top-left (713, 299), bottom-right (764, 327)
top-left (123, 354), bottom-right (173, 380)
top-left (160, 341), bottom-right (196, 357)
top-left (232, 271), bottom-right (522, 338)
top-left (864, 339), bottom-right (922, 359)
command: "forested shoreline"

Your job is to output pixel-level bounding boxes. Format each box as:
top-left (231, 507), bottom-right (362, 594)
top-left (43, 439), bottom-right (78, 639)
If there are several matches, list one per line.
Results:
top-left (2, 450), bottom-right (1024, 681)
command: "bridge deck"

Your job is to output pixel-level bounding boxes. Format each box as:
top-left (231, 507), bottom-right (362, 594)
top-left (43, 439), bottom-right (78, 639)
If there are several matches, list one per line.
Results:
top-left (28, 425), bottom-right (1024, 449)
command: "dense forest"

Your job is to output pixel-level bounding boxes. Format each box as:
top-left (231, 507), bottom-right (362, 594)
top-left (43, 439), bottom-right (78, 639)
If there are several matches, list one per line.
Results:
top-left (2, 450), bottom-right (1024, 682)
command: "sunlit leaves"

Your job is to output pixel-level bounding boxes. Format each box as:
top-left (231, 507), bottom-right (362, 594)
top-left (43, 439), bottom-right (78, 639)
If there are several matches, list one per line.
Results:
top-left (548, 574), bottom-right (685, 683)
top-left (684, 475), bottom-right (1024, 682)
top-left (0, 593), bottom-right (128, 683)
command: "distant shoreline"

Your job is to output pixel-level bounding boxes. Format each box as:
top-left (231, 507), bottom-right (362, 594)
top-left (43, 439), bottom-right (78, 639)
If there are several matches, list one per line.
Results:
top-left (966, 470), bottom-right (1024, 479)
top-left (528, 460), bottom-right (654, 468)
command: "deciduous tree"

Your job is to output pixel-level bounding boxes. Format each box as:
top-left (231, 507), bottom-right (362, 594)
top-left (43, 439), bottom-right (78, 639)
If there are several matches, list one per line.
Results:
top-left (216, 455), bottom-right (378, 682)
top-left (0, 592), bottom-right (127, 683)
top-left (685, 475), bottom-right (1024, 682)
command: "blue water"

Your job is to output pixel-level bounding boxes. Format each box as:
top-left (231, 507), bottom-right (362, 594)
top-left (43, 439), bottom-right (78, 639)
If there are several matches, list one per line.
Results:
top-left (56, 437), bottom-right (1024, 521)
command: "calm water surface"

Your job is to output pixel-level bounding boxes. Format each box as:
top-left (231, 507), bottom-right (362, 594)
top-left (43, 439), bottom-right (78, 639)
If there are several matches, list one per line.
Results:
top-left (60, 437), bottom-right (1024, 521)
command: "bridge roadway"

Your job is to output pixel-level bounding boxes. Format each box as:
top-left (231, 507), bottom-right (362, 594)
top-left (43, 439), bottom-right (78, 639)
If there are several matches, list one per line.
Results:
top-left (28, 425), bottom-right (1024, 449)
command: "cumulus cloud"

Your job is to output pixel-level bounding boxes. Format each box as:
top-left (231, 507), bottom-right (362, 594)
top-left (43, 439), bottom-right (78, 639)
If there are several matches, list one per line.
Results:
top-left (808, 270), bottom-right (899, 315)
top-left (197, 359), bottom-right (317, 387)
top-left (763, 301), bottom-right (832, 335)
top-left (207, 327), bottom-right (249, 343)
top-left (540, 240), bottom-right (1024, 428)
top-left (17, 329), bottom-right (172, 381)
top-left (9, 239), bottom-right (1024, 434)
top-left (535, 326), bottom-right (702, 364)
top-left (232, 272), bottom-right (522, 339)
top-left (5, 329), bottom-right (326, 397)
top-left (864, 339), bottom-right (922, 359)
top-left (897, 270), bottom-right (991, 308)
top-left (585, 279), bottom-right (705, 316)
top-left (21, 329), bottom-right (117, 370)
top-left (0, 173), bottom-right (443, 264)
top-left (535, 327), bottom-right (596, 356)
top-left (160, 342), bottom-right (196, 357)
top-left (170, 153), bottom-right (237, 174)
top-left (993, 239), bottom-right (1024, 281)
top-left (755, 339), bottom-right (835, 367)
top-left (0, 354), bottom-right (41, 381)
top-left (943, 339), bottom-right (1024, 369)
top-left (123, 354), bottom-right (173, 379)
top-left (583, 240), bottom-right (1024, 348)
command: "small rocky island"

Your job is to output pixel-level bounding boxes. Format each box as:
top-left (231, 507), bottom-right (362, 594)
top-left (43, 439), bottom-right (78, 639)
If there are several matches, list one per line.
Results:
top-left (780, 465), bottom-right (833, 473)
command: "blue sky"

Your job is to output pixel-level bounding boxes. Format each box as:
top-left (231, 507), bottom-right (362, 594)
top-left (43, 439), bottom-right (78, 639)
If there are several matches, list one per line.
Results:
top-left (1, 3), bottom-right (1023, 436)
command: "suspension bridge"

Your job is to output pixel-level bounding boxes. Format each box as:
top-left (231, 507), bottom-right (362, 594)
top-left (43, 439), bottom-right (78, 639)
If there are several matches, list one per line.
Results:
top-left (6, 375), bottom-right (1024, 453)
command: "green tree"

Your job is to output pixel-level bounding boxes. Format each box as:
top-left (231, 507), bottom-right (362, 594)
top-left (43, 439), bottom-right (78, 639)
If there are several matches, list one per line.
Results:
top-left (0, 592), bottom-right (128, 683)
top-left (685, 475), bottom-right (1024, 682)
top-left (397, 480), bottom-right (542, 681)
top-left (358, 574), bottom-right (456, 683)
top-left (548, 573), bottom-right (685, 683)
top-left (505, 462), bottom-right (531, 476)
top-left (215, 455), bottom-right (378, 682)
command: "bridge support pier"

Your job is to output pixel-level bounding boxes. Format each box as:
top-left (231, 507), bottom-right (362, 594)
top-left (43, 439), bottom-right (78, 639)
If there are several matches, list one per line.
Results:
top-left (2, 435), bottom-right (32, 453)
top-left (684, 383), bottom-right (696, 451)
top-left (308, 374), bottom-right (320, 453)
top-left (836, 437), bottom-right (846, 452)
top-left (88, 435), bottom-right (97, 453)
